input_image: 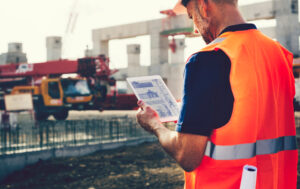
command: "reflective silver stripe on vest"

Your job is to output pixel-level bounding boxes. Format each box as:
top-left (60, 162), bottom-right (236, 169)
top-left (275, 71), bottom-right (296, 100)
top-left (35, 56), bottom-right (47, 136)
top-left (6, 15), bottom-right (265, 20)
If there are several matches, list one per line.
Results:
top-left (208, 37), bottom-right (226, 45)
top-left (205, 136), bottom-right (297, 160)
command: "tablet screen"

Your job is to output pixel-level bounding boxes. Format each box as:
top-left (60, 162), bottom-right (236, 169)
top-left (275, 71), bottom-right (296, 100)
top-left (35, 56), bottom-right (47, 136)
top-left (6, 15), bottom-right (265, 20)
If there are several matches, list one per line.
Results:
top-left (127, 75), bottom-right (180, 122)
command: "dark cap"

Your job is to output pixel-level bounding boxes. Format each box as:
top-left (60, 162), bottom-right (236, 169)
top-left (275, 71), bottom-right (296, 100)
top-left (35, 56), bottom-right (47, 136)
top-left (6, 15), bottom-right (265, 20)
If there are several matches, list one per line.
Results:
top-left (181, 0), bottom-right (191, 7)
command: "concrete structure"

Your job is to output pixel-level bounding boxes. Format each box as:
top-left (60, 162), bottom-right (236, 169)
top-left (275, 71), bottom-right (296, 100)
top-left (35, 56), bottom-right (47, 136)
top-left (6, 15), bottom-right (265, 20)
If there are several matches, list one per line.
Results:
top-left (274, 0), bottom-right (300, 57)
top-left (92, 0), bottom-right (300, 100)
top-left (239, 0), bottom-right (300, 56)
top-left (46, 36), bottom-right (62, 61)
top-left (92, 15), bottom-right (192, 66)
top-left (92, 15), bottom-right (191, 100)
top-left (0, 43), bottom-right (27, 65)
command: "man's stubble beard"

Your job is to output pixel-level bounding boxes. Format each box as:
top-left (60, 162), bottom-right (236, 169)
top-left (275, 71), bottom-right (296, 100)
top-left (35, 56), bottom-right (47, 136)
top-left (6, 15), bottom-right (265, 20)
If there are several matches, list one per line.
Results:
top-left (199, 17), bottom-right (215, 44)
top-left (202, 28), bottom-right (215, 44)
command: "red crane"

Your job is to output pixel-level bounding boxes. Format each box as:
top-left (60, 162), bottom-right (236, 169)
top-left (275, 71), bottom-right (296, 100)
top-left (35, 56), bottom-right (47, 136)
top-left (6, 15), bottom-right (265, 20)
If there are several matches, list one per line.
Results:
top-left (0, 55), bottom-right (137, 120)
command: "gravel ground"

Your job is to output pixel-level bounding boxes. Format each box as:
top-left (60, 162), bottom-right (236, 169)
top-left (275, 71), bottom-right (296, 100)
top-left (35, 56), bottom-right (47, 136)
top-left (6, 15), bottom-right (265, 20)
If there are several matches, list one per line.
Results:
top-left (0, 142), bottom-right (184, 189)
top-left (1, 110), bottom-right (299, 188)
top-left (1, 142), bottom-right (300, 189)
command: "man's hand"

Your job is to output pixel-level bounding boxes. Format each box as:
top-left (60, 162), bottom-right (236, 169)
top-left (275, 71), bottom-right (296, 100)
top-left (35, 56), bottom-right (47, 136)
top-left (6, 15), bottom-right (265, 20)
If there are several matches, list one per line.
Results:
top-left (136, 100), bottom-right (162, 134)
top-left (136, 100), bottom-right (208, 172)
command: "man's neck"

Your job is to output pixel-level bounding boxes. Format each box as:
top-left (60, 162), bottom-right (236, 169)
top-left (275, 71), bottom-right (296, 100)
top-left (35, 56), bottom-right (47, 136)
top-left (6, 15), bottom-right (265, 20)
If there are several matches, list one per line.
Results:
top-left (215, 5), bottom-right (246, 36)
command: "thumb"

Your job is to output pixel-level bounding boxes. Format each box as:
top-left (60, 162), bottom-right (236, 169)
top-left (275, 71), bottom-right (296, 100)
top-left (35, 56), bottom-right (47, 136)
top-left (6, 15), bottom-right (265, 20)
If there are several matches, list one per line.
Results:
top-left (137, 100), bottom-right (147, 110)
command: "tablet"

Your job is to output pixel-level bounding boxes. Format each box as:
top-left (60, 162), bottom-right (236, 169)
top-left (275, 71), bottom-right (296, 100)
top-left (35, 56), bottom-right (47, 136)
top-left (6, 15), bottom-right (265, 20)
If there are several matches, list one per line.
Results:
top-left (127, 75), bottom-right (180, 122)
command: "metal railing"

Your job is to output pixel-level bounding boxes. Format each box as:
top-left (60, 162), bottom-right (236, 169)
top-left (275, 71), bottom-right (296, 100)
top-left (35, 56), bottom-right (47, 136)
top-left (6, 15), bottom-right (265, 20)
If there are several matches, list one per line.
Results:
top-left (1, 115), bottom-right (298, 156)
top-left (0, 116), bottom-right (155, 155)
top-left (295, 116), bottom-right (300, 128)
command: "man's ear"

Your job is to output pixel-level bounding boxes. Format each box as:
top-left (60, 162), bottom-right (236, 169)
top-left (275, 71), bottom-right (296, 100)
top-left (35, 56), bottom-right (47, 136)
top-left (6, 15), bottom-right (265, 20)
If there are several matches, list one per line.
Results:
top-left (198, 0), bottom-right (209, 18)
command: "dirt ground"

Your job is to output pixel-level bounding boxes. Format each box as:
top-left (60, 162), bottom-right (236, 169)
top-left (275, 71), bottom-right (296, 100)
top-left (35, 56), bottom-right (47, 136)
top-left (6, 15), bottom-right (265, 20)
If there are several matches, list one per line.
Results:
top-left (0, 142), bottom-right (184, 189)
top-left (1, 108), bottom-right (300, 189)
top-left (1, 141), bottom-right (300, 189)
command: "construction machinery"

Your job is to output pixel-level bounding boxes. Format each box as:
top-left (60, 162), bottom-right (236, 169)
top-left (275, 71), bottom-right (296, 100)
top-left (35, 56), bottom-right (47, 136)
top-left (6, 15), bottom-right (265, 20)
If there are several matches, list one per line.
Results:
top-left (0, 55), bottom-right (138, 120)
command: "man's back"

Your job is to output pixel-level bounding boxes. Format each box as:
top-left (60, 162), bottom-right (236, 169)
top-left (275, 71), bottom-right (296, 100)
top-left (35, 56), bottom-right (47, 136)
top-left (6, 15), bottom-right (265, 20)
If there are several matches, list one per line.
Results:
top-left (183, 28), bottom-right (298, 189)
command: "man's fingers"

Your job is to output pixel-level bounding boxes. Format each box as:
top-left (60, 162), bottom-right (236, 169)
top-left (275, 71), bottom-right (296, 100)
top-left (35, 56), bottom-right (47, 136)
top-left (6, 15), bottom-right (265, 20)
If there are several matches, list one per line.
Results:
top-left (137, 100), bottom-right (144, 106)
top-left (137, 100), bottom-right (147, 110)
top-left (137, 107), bottom-right (143, 115)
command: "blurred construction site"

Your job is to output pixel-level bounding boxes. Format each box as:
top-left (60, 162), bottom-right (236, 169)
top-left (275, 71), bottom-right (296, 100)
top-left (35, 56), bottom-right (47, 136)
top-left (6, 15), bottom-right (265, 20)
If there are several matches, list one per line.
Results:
top-left (1, 0), bottom-right (300, 188)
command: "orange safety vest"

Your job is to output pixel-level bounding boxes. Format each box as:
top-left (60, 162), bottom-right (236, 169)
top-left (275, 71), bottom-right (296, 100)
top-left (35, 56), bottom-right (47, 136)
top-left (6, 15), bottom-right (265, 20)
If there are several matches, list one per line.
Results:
top-left (184, 29), bottom-right (298, 189)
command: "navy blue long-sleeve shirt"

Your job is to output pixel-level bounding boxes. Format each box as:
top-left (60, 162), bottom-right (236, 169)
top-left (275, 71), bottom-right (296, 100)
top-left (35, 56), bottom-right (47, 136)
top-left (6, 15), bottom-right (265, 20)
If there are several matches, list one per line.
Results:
top-left (176, 23), bottom-right (257, 136)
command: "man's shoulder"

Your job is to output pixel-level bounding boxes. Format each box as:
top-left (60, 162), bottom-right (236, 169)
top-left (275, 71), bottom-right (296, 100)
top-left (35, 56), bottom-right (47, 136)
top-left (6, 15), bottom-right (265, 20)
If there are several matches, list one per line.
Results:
top-left (186, 50), bottom-right (230, 67)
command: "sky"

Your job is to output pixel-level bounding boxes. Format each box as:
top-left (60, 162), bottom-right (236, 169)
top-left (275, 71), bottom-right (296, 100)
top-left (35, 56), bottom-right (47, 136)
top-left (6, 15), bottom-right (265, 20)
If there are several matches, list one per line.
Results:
top-left (0, 0), bottom-right (269, 68)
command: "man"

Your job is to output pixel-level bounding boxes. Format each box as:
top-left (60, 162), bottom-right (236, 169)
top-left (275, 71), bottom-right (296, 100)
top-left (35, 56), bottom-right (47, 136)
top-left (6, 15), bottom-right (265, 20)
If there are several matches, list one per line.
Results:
top-left (136, 0), bottom-right (298, 188)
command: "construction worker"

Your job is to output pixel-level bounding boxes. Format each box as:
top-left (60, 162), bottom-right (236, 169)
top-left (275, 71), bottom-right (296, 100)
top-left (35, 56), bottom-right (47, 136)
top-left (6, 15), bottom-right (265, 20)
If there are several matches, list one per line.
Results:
top-left (136, 0), bottom-right (298, 188)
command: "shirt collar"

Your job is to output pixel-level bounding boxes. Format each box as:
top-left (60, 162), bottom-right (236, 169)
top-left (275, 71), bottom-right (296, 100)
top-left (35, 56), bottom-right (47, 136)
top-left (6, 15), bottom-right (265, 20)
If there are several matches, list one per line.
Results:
top-left (219, 23), bottom-right (257, 36)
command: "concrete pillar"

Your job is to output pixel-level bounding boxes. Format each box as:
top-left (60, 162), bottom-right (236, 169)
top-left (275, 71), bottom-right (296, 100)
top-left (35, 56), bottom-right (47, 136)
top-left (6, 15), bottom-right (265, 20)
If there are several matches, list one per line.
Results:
top-left (127, 44), bottom-right (141, 77)
top-left (1, 43), bottom-right (28, 64)
top-left (159, 38), bottom-right (186, 100)
top-left (46, 36), bottom-right (62, 61)
top-left (127, 44), bottom-right (140, 67)
top-left (149, 32), bottom-right (169, 74)
top-left (0, 55), bottom-right (5, 65)
top-left (169, 38), bottom-right (186, 64)
top-left (161, 63), bottom-right (185, 100)
top-left (84, 49), bottom-right (93, 57)
top-left (93, 40), bottom-right (109, 56)
top-left (126, 44), bottom-right (149, 93)
top-left (274, 0), bottom-right (300, 56)
top-left (8, 43), bottom-right (23, 53)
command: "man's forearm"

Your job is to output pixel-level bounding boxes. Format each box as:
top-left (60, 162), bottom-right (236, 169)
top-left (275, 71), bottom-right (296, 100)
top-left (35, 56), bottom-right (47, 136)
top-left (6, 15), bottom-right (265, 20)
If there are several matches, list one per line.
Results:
top-left (152, 124), bottom-right (182, 162)
top-left (152, 124), bottom-right (198, 172)
top-left (152, 122), bottom-right (207, 172)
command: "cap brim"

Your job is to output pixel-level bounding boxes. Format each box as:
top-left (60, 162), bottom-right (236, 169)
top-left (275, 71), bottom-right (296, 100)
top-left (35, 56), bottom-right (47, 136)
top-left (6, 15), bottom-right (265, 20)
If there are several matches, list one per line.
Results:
top-left (173, 1), bottom-right (187, 15)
